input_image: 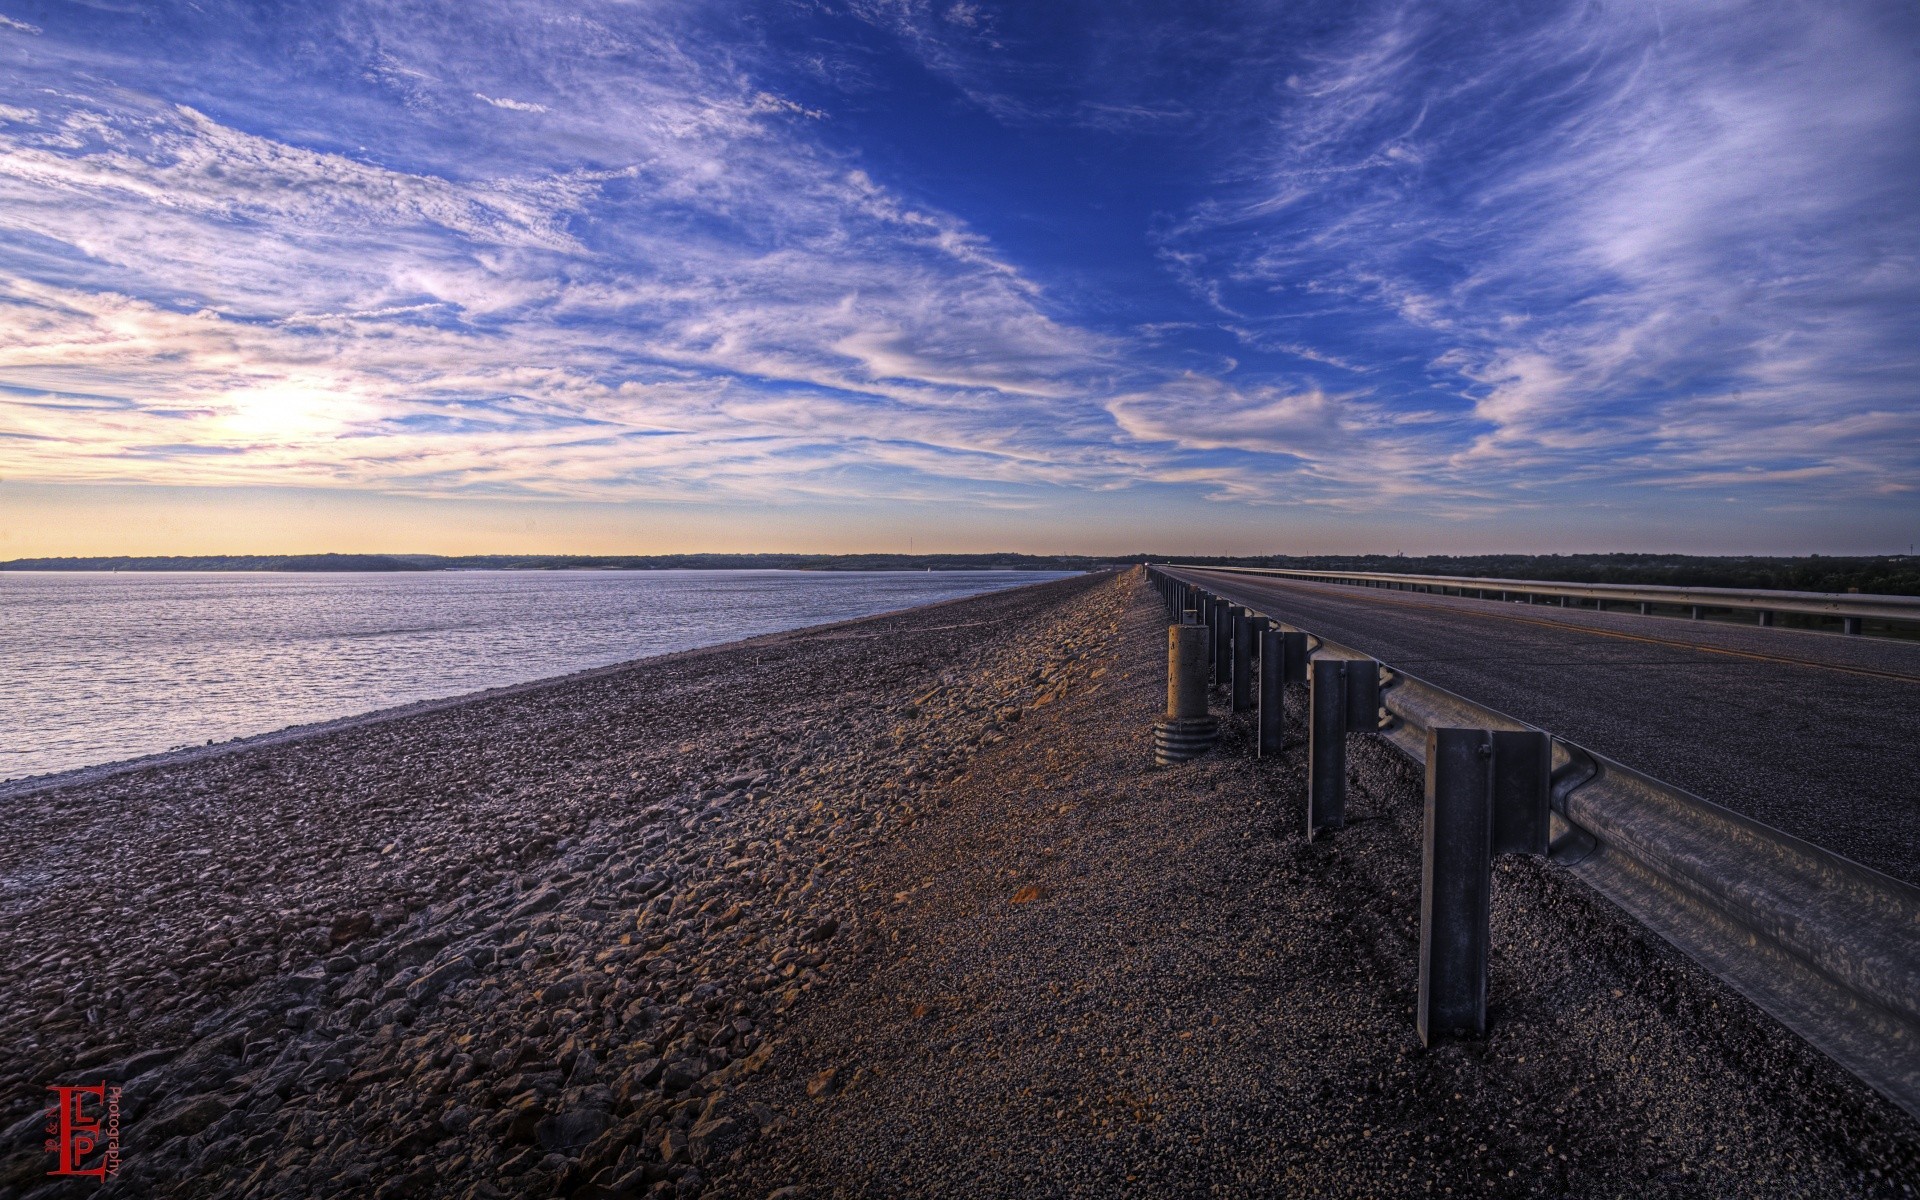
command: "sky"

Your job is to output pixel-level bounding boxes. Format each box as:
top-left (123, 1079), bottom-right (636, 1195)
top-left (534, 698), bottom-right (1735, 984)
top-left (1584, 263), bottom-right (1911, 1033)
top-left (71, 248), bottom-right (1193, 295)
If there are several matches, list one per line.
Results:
top-left (1, 0), bottom-right (1917, 557)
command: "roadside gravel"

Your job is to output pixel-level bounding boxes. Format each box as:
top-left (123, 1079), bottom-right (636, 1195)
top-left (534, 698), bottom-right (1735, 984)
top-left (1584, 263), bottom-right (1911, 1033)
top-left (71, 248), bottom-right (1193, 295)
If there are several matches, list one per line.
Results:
top-left (709, 571), bottom-right (1918, 1200)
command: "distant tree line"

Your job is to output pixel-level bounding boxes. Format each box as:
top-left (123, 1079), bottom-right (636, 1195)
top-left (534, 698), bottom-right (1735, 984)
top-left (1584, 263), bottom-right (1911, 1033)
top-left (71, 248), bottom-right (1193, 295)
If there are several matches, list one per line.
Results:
top-left (6, 550), bottom-right (1915, 596)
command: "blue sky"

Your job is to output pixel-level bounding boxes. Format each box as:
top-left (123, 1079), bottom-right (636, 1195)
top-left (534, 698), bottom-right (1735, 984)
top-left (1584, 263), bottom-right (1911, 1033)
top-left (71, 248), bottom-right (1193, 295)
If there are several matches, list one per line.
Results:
top-left (1, 0), bottom-right (1916, 555)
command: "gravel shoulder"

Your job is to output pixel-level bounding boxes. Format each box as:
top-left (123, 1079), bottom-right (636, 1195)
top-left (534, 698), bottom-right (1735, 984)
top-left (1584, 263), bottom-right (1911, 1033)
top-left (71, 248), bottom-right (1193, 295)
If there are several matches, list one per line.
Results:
top-left (3, 570), bottom-right (1914, 1199)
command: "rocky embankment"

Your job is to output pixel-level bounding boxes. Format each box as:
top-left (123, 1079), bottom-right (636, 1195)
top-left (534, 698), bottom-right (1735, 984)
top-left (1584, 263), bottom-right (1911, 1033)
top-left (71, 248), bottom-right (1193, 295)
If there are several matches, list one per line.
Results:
top-left (1, 572), bottom-right (1122, 1198)
top-left (3, 569), bottom-right (1915, 1199)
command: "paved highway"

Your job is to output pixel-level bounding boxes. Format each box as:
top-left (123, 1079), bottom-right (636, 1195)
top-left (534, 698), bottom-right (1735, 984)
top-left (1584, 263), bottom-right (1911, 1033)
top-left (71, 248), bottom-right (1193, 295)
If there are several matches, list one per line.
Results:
top-left (1169, 568), bottom-right (1920, 887)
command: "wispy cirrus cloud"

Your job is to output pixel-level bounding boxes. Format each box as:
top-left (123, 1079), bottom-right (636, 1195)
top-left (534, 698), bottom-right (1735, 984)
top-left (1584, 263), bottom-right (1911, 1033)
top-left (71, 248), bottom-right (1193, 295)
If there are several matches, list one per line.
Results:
top-left (0, 1), bottom-right (1144, 505)
top-left (1160, 0), bottom-right (1920, 503)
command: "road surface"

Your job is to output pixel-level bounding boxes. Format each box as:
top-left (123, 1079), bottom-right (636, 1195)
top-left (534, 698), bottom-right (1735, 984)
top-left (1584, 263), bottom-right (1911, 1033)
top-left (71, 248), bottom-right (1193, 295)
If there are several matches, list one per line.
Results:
top-left (1168, 567), bottom-right (1920, 886)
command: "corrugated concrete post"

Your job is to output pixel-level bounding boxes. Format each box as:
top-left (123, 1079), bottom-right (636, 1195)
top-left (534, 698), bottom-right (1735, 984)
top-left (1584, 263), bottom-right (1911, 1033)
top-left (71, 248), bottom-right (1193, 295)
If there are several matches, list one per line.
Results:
top-left (1258, 627), bottom-right (1283, 757)
top-left (1421, 728), bottom-right (1493, 1043)
top-left (1231, 607), bottom-right (1254, 713)
top-left (1308, 658), bottom-right (1347, 839)
top-left (1153, 624), bottom-right (1218, 764)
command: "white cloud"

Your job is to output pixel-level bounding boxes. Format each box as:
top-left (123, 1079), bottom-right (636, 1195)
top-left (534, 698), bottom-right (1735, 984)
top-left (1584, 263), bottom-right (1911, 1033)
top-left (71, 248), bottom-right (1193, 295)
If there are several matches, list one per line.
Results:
top-left (474, 93), bottom-right (549, 113)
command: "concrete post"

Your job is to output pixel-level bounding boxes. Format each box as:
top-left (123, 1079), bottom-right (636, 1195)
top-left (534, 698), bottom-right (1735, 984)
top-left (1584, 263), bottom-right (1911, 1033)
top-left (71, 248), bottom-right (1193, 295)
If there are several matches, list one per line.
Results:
top-left (1420, 728), bottom-right (1493, 1043)
top-left (1153, 624), bottom-right (1218, 764)
top-left (1231, 607), bottom-right (1254, 713)
top-left (1258, 627), bottom-right (1284, 758)
top-left (1308, 658), bottom-right (1347, 839)
top-left (1167, 624), bottom-right (1209, 720)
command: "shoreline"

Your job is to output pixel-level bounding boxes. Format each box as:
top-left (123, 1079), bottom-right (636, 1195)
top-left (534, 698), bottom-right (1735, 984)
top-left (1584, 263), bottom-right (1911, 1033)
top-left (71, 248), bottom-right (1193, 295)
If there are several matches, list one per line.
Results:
top-left (3, 569), bottom-right (1913, 1198)
top-left (0, 577), bottom-right (1077, 804)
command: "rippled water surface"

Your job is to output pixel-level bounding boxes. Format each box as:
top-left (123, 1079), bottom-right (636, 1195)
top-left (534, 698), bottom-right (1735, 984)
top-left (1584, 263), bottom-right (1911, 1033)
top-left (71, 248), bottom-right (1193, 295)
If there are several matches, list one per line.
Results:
top-left (0, 569), bottom-right (1070, 781)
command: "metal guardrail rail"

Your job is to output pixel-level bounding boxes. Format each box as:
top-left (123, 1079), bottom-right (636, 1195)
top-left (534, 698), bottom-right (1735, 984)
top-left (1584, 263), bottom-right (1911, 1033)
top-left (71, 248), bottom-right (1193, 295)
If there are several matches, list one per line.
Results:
top-left (1147, 565), bottom-right (1920, 1121)
top-left (1168, 564), bottom-right (1920, 635)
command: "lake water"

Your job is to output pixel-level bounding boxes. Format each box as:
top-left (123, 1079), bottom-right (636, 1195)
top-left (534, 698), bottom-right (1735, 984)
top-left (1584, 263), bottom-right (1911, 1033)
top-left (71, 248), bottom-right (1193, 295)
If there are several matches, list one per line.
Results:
top-left (0, 569), bottom-right (1071, 782)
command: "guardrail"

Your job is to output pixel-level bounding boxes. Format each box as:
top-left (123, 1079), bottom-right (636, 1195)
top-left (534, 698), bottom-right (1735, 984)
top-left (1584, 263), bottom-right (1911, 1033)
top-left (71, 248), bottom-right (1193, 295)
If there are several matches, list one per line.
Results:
top-left (1146, 565), bottom-right (1920, 1120)
top-left (1163, 564), bottom-right (1920, 636)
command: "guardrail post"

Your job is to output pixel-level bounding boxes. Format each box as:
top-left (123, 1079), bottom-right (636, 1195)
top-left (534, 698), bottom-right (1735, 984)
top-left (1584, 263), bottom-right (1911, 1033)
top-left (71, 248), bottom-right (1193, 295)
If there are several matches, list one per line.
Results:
top-left (1248, 612), bottom-right (1271, 706)
top-left (1308, 658), bottom-right (1376, 839)
top-left (1346, 657), bottom-right (1380, 732)
top-left (1231, 608), bottom-right (1254, 713)
top-left (1421, 728), bottom-right (1493, 1042)
top-left (1690, 605), bottom-right (1703, 621)
top-left (1308, 659), bottom-right (1346, 839)
top-left (1280, 630), bottom-right (1308, 683)
top-left (1199, 594), bottom-right (1215, 679)
top-left (1490, 730), bottom-right (1552, 856)
top-left (1258, 626), bottom-right (1283, 757)
top-left (1420, 728), bottom-right (1552, 1044)
top-left (1639, 601), bottom-right (1653, 615)
top-left (1844, 616), bottom-right (1863, 636)
top-left (1757, 610), bottom-right (1774, 627)
top-left (1213, 599), bottom-right (1231, 688)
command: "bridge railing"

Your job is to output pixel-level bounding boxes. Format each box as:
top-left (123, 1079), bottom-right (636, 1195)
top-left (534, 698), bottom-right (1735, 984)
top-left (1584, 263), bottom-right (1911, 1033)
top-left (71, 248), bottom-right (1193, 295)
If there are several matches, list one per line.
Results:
top-left (1145, 564), bottom-right (1920, 1121)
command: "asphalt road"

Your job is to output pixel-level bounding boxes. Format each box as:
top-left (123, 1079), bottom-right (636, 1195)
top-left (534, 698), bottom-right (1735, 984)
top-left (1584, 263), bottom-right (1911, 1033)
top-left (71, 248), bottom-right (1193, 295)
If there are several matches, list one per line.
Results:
top-left (1168, 568), bottom-right (1920, 887)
